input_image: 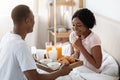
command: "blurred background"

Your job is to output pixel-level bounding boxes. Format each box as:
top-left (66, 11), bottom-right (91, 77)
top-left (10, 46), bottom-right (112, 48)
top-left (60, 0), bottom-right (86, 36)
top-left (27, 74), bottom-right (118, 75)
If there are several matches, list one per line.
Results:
top-left (0, 0), bottom-right (120, 49)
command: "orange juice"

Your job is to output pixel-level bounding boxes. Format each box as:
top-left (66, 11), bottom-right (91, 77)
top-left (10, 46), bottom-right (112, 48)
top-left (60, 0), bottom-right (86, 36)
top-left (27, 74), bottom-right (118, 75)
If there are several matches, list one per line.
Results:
top-left (45, 42), bottom-right (52, 58)
top-left (56, 46), bottom-right (62, 59)
top-left (46, 46), bottom-right (52, 58)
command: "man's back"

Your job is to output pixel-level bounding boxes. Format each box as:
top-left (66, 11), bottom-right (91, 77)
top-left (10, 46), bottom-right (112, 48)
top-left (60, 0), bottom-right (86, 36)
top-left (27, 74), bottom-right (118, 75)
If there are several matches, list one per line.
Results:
top-left (0, 32), bottom-right (36, 80)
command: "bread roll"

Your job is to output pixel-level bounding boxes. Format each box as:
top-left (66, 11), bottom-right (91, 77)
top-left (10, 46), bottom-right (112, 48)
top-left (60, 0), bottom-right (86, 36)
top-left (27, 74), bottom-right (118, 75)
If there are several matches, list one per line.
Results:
top-left (58, 56), bottom-right (76, 65)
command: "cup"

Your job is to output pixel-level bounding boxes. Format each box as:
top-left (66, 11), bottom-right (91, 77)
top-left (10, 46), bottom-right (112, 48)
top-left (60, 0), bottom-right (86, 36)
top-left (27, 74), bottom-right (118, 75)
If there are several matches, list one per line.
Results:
top-left (56, 44), bottom-right (62, 59)
top-left (36, 49), bottom-right (45, 60)
top-left (49, 47), bottom-right (57, 60)
top-left (45, 42), bottom-right (52, 58)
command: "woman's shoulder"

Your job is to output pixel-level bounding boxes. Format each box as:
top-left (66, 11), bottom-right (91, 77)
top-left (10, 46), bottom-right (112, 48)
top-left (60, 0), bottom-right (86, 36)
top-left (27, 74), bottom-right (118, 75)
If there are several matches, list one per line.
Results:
top-left (89, 32), bottom-right (101, 47)
top-left (85, 31), bottom-right (101, 45)
top-left (91, 32), bottom-right (101, 40)
top-left (87, 31), bottom-right (100, 40)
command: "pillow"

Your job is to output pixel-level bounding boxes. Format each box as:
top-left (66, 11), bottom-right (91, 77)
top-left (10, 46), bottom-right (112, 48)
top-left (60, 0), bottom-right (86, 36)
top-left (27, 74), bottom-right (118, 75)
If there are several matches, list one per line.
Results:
top-left (100, 50), bottom-right (119, 77)
top-left (62, 43), bottom-right (71, 56)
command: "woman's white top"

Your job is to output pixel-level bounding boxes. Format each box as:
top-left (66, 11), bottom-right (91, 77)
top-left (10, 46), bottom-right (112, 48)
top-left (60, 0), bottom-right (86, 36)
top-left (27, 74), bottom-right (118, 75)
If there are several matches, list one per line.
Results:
top-left (69, 31), bottom-right (101, 73)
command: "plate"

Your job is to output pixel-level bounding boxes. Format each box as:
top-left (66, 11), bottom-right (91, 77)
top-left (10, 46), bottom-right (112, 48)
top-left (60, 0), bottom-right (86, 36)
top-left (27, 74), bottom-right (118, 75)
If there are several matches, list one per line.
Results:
top-left (39, 59), bottom-right (52, 65)
top-left (47, 62), bottom-right (61, 70)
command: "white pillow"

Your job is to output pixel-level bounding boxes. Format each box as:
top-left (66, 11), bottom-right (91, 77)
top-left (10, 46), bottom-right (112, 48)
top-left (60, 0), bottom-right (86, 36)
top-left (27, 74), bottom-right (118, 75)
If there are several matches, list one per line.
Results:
top-left (100, 50), bottom-right (119, 77)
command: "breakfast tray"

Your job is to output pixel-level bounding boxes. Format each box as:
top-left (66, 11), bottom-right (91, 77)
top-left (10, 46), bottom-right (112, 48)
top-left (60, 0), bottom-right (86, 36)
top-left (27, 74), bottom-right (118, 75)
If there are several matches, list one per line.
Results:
top-left (36, 61), bottom-right (54, 72)
top-left (36, 59), bottom-right (83, 72)
top-left (33, 54), bottom-right (83, 72)
top-left (33, 54), bottom-right (55, 72)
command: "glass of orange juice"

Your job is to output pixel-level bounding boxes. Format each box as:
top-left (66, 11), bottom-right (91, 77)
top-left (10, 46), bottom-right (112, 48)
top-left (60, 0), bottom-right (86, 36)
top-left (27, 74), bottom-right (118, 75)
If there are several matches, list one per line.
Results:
top-left (56, 44), bottom-right (62, 59)
top-left (45, 42), bottom-right (52, 58)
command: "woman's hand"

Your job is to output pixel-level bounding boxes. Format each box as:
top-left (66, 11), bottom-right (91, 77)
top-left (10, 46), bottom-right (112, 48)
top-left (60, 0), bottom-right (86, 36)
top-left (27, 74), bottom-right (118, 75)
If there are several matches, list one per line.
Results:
top-left (71, 38), bottom-right (82, 58)
top-left (73, 37), bottom-right (83, 51)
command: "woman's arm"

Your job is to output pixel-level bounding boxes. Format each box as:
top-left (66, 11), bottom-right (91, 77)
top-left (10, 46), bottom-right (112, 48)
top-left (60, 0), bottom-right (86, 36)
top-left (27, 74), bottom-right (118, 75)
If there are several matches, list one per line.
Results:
top-left (70, 43), bottom-right (80, 59)
top-left (80, 45), bottom-right (102, 68)
top-left (70, 43), bottom-right (74, 56)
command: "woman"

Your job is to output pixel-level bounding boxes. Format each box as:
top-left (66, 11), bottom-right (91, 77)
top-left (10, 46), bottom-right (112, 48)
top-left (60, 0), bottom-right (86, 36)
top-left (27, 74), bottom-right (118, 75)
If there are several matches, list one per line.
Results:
top-left (69, 8), bottom-right (102, 73)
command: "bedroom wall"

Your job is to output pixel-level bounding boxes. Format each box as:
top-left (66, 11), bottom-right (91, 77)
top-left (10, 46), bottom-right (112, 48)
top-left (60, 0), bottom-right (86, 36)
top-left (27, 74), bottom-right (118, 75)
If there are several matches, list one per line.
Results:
top-left (85, 0), bottom-right (120, 66)
top-left (85, 0), bottom-right (120, 22)
top-left (0, 0), bottom-right (39, 47)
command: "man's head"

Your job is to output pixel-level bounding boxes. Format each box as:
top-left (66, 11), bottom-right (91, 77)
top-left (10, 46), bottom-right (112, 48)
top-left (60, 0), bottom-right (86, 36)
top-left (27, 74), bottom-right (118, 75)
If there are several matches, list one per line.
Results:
top-left (11, 5), bottom-right (34, 33)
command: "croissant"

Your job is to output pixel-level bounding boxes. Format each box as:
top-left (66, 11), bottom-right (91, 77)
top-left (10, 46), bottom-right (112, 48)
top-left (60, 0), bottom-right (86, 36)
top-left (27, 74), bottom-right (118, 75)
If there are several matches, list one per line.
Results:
top-left (57, 56), bottom-right (76, 65)
top-left (58, 58), bottom-right (69, 65)
top-left (65, 56), bottom-right (76, 63)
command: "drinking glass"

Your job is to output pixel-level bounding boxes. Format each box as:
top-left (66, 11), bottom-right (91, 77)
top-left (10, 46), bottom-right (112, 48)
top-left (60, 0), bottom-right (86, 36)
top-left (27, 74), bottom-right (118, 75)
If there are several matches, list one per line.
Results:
top-left (56, 44), bottom-right (62, 59)
top-left (45, 42), bottom-right (52, 58)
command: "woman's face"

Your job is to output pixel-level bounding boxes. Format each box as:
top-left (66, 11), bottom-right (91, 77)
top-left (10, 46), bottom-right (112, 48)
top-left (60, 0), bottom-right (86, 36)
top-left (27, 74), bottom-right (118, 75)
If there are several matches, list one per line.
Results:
top-left (72, 17), bottom-right (88, 36)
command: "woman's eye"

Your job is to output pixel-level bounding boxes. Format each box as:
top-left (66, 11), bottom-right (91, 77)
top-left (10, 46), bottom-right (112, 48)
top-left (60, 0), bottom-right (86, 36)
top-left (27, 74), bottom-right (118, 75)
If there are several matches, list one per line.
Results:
top-left (77, 25), bottom-right (81, 27)
top-left (72, 24), bottom-right (82, 28)
top-left (72, 24), bottom-right (75, 26)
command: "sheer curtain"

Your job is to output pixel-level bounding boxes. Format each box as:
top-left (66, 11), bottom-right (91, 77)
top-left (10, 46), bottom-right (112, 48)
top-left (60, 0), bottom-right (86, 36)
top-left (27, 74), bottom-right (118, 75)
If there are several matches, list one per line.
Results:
top-left (36, 0), bottom-right (50, 49)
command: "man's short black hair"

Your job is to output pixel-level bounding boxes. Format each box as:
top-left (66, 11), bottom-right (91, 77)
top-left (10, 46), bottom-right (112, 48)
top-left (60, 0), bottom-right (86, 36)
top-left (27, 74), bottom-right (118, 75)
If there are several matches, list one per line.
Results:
top-left (11, 5), bottom-right (31, 24)
top-left (72, 8), bottom-right (96, 29)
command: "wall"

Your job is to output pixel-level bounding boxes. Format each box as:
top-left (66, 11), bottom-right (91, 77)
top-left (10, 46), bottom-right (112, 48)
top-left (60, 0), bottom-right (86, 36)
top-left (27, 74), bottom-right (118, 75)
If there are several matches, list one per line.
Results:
top-left (92, 14), bottom-right (120, 66)
top-left (85, 0), bottom-right (120, 22)
top-left (0, 0), bottom-right (39, 46)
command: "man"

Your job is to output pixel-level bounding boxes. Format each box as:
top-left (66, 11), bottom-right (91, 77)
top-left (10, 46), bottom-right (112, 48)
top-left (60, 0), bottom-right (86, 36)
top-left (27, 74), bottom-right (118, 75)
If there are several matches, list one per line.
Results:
top-left (0, 5), bottom-right (71, 80)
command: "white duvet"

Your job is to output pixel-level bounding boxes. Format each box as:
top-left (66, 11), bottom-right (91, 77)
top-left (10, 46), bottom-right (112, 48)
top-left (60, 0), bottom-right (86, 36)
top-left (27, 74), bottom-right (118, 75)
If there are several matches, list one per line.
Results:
top-left (56, 65), bottom-right (119, 80)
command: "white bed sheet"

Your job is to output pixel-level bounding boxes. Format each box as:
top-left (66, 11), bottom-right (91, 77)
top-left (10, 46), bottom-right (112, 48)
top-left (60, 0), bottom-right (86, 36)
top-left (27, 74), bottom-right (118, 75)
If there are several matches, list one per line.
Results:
top-left (56, 66), bottom-right (119, 80)
top-left (100, 50), bottom-right (119, 77)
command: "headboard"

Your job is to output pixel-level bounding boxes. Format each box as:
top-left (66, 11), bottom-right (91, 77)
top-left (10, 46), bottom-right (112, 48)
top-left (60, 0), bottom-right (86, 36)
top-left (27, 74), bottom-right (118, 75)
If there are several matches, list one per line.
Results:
top-left (92, 13), bottom-right (120, 69)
